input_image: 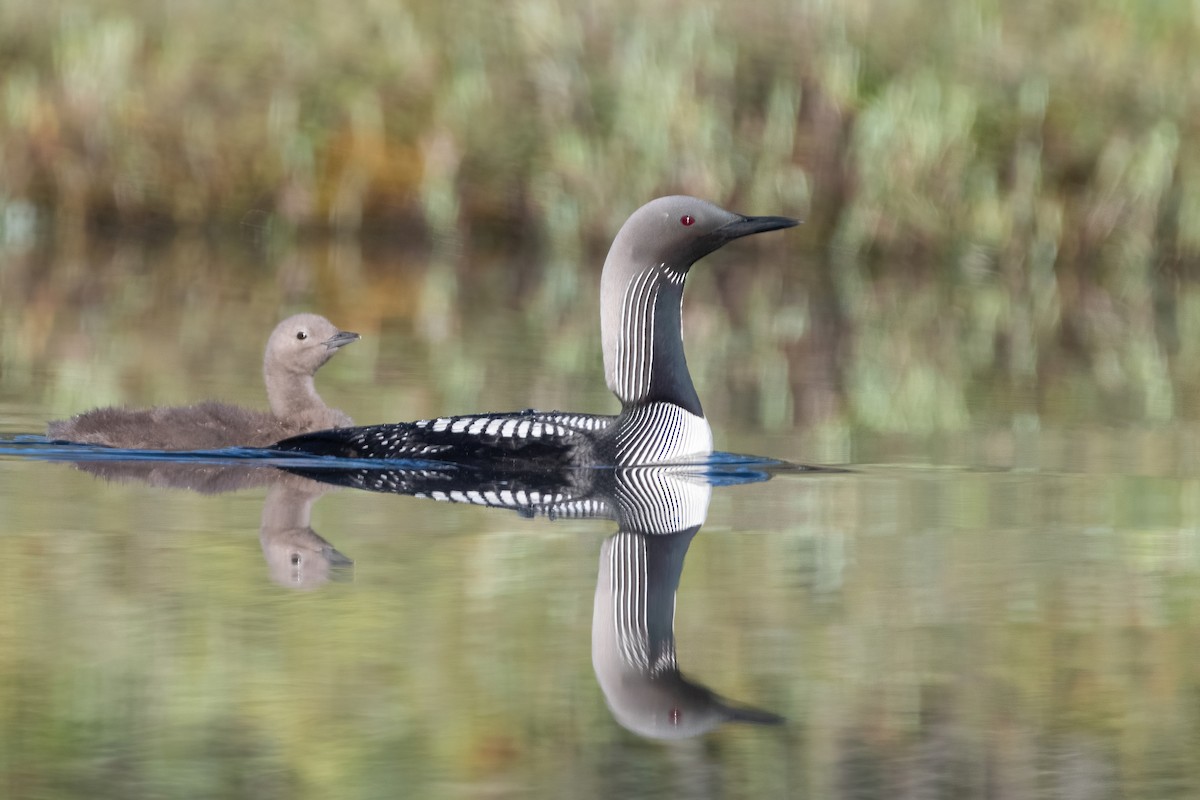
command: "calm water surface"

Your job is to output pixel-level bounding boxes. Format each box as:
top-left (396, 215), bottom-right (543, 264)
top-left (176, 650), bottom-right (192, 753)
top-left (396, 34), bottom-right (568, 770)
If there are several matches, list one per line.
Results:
top-left (3, 240), bottom-right (1200, 799)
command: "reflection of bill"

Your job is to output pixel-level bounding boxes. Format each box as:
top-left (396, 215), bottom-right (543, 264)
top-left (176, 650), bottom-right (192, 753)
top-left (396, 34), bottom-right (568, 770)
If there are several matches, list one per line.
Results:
top-left (593, 470), bottom-right (783, 739)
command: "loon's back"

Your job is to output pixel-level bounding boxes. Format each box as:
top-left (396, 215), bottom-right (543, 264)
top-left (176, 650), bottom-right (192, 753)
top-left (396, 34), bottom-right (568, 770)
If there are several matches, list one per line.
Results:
top-left (273, 401), bottom-right (716, 467)
top-left (275, 409), bottom-right (616, 467)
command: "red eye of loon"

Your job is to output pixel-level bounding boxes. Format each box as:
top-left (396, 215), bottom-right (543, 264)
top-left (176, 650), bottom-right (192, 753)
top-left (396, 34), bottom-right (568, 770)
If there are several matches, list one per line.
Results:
top-left (669, 707), bottom-right (683, 724)
top-left (680, 215), bottom-right (695, 226)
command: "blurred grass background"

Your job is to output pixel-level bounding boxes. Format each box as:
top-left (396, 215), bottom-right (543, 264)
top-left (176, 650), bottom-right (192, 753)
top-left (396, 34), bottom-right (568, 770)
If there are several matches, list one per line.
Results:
top-left (3, 0), bottom-right (1200, 434)
top-left (2, 0), bottom-right (1196, 261)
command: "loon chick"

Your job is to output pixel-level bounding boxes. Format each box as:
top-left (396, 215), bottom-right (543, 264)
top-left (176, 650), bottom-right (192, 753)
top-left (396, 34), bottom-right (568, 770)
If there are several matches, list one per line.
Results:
top-left (47, 314), bottom-right (360, 450)
top-left (275, 196), bottom-right (797, 466)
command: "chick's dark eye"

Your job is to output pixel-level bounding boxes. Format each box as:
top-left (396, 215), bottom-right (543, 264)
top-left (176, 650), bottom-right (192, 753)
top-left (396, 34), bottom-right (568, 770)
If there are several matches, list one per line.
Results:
top-left (296, 331), bottom-right (308, 340)
top-left (680, 215), bottom-right (695, 226)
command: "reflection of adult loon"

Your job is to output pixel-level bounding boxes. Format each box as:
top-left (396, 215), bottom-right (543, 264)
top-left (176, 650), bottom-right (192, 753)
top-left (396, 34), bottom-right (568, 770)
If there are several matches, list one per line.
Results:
top-left (596, 529), bottom-right (783, 739)
top-left (275, 196), bottom-right (797, 467)
top-left (591, 470), bottom-right (784, 739)
top-left (47, 315), bottom-right (360, 449)
top-left (281, 460), bottom-right (784, 738)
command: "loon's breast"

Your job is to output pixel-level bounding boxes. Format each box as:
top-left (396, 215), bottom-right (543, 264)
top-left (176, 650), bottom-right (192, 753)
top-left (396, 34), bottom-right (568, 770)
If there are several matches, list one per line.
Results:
top-left (608, 403), bottom-right (713, 465)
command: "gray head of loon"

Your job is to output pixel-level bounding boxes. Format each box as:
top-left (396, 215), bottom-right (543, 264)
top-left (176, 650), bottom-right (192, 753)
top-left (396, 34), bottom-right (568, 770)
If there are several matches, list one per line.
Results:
top-left (600, 196), bottom-right (798, 412)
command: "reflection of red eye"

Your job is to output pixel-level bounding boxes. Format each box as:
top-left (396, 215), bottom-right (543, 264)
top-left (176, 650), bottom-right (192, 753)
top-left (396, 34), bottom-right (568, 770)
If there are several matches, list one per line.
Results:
top-left (669, 707), bottom-right (683, 724)
top-left (680, 215), bottom-right (695, 226)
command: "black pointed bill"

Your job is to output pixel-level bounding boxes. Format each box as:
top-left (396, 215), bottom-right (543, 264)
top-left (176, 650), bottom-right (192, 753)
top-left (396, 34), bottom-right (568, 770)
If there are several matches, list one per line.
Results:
top-left (685, 212), bottom-right (799, 265)
top-left (717, 213), bottom-right (801, 241)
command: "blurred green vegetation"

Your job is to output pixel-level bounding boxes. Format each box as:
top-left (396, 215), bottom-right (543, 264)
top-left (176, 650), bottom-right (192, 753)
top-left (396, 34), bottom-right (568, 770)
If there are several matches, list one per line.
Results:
top-left (0, 0), bottom-right (1197, 272)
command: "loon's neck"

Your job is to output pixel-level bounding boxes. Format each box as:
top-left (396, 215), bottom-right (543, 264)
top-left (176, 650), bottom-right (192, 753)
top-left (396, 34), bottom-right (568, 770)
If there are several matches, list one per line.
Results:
top-left (603, 263), bottom-right (703, 418)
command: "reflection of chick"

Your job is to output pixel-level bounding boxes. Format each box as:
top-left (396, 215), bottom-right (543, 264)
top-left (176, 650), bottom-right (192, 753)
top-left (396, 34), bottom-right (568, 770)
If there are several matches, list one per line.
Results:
top-left (47, 314), bottom-right (359, 449)
top-left (58, 456), bottom-right (353, 590)
top-left (260, 481), bottom-right (353, 590)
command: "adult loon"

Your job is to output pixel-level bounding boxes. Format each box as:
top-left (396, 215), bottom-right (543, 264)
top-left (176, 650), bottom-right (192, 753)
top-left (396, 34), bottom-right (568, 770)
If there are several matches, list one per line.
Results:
top-left (47, 314), bottom-right (360, 450)
top-left (274, 196), bottom-right (797, 466)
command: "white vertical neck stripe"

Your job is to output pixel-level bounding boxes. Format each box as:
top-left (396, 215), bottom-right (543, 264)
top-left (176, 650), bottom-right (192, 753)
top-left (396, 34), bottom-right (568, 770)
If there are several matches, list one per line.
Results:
top-left (614, 265), bottom-right (664, 403)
